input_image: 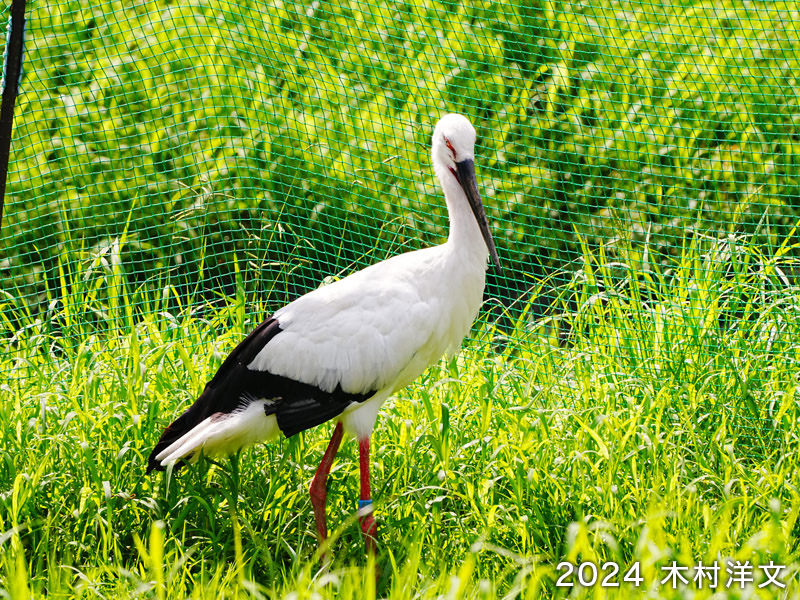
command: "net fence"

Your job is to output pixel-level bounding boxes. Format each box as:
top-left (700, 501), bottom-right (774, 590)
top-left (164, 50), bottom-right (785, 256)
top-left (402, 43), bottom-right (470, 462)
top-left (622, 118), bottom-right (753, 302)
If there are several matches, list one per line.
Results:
top-left (2, 0), bottom-right (799, 447)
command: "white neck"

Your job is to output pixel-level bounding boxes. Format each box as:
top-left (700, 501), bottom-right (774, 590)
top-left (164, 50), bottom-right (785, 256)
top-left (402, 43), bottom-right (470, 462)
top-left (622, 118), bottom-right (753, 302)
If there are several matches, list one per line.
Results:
top-left (438, 169), bottom-right (488, 265)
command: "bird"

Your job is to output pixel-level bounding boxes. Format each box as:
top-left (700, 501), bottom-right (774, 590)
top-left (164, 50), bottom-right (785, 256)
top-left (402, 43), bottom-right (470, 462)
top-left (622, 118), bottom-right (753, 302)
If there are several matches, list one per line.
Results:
top-left (147, 113), bottom-right (501, 557)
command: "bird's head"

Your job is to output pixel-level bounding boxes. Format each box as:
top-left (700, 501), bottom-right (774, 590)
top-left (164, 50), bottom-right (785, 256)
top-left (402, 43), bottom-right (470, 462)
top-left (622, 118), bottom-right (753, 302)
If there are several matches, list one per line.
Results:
top-left (431, 114), bottom-right (501, 270)
top-left (431, 113), bottom-right (476, 171)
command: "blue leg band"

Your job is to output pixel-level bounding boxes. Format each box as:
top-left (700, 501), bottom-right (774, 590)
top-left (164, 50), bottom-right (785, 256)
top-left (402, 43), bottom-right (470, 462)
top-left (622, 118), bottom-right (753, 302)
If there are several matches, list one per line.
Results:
top-left (358, 499), bottom-right (373, 517)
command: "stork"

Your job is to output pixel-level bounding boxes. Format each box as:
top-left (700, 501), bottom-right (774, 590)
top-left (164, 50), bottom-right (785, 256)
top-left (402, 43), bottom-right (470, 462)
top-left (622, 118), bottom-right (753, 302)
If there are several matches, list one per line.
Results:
top-left (147, 113), bottom-right (501, 557)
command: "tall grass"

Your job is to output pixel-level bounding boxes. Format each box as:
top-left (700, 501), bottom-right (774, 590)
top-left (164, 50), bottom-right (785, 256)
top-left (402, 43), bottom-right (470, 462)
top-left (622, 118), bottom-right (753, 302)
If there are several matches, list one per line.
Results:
top-left (2, 226), bottom-right (799, 598)
top-left (3, 0), bottom-right (800, 596)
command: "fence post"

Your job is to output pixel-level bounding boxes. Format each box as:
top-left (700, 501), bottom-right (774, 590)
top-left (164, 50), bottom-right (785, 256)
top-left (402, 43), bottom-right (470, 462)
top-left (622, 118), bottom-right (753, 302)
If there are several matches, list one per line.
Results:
top-left (0, 0), bottom-right (26, 235)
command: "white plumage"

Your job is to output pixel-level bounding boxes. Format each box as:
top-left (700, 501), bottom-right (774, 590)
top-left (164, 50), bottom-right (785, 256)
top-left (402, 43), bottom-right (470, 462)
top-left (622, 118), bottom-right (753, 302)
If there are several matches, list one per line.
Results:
top-left (250, 247), bottom-right (483, 429)
top-left (148, 113), bottom-right (500, 556)
top-left (156, 400), bottom-right (280, 466)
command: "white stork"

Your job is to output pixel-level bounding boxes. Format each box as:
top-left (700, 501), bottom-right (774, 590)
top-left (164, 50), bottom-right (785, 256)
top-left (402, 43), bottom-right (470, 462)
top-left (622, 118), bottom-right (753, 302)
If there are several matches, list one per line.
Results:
top-left (147, 113), bottom-right (501, 556)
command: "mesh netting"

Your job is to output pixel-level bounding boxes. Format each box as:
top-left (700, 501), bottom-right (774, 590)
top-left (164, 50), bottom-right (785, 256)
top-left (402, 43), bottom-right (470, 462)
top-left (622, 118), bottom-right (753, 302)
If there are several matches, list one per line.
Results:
top-left (1, 0), bottom-right (799, 446)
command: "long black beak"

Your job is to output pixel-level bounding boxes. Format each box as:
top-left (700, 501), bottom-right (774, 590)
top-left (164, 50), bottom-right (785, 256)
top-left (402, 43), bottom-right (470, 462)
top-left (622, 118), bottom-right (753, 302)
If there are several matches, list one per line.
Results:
top-left (455, 159), bottom-right (501, 270)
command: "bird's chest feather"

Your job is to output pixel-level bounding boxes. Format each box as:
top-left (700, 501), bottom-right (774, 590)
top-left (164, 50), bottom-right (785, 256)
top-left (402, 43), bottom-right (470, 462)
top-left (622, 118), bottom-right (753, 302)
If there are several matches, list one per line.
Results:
top-left (387, 262), bottom-right (485, 390)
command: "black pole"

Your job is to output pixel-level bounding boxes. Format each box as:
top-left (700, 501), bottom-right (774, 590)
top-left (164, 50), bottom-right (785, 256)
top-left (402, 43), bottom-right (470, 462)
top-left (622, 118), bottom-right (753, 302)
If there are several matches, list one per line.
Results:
top-left (0, 0), bottom-right (26, 235)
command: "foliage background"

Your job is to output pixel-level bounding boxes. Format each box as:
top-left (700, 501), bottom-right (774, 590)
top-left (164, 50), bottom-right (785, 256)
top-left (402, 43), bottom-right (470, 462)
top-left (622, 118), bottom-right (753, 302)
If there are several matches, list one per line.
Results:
top-left (2, 0), bottom-right (800, 597)
top-left (3, 0), bottom-right (800, 330)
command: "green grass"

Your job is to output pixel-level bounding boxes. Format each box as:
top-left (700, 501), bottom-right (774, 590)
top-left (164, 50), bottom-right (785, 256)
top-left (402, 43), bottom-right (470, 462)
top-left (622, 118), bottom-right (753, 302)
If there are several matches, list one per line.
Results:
top-left (2, 227), bottom-right (800, 598)
top-left (3, 0), bottom-right (800, 596)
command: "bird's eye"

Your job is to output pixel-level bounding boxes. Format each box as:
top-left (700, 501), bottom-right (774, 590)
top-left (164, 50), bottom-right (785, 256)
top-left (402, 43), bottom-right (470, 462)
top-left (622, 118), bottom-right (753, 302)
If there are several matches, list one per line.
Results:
top-left (445, 137), bottom-right (456, 159)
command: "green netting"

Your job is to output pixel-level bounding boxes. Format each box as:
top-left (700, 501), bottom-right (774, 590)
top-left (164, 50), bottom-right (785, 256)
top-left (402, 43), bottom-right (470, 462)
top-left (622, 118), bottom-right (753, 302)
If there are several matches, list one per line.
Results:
top-left (2, 0), bottom-right (799, 446)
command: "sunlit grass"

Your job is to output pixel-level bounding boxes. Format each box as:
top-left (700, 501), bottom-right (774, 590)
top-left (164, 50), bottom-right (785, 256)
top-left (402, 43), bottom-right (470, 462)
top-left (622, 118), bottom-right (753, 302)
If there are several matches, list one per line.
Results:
top-left (2, 226), bottom-right (800, 598)
top-left (2, 0), bottom-right (800, 596)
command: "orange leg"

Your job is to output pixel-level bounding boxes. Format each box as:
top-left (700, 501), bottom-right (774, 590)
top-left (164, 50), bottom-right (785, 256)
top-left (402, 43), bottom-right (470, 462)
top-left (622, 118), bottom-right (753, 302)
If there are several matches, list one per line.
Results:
top-left (309, 422), bottom-right (344, 555)
top-left (358, 435), bottom-right (377, 555)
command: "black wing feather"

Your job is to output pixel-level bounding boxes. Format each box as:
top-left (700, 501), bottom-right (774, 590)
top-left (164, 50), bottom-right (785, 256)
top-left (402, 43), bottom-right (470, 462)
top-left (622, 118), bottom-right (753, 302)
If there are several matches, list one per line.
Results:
top-left (147, 317), bottom-right (375, 473)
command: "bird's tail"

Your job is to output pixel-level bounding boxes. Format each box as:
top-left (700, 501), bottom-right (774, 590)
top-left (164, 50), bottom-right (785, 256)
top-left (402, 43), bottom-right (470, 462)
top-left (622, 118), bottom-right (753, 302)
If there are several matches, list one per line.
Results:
top-left (147, 396), bottom-right (206, 473)
top-left (147, 400), bottom-right (279, 472)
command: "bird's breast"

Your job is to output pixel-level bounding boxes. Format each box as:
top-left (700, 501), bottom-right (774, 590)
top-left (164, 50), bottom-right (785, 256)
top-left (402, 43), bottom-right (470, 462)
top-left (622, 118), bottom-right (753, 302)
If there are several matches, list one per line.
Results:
top-left (385, 258), bottom-right (486, 392)
top-left (440, 263), bottom-right (486, 350)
